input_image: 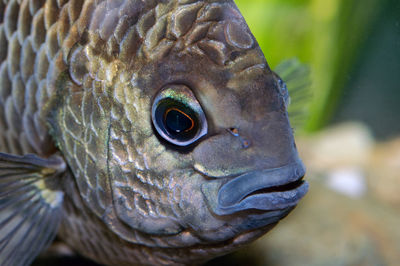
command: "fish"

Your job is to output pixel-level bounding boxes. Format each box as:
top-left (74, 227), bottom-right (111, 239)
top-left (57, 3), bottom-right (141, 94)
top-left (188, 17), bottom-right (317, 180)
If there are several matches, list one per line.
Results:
top-left (0, 0), bottom-right (308, 265)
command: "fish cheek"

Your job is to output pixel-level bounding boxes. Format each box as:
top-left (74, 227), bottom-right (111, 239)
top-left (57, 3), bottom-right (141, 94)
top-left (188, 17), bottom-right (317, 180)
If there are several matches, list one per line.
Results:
top-left (170, 170), bottom-right (232, 236)
top-left (174, 170), bottom-right (272, 243)
top-left (107, 84), bottom-right (214, 239)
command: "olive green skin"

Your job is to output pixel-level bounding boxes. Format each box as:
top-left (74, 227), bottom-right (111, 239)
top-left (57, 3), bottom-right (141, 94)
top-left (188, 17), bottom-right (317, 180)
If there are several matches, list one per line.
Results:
top-left (0, 0), bottom-right (301, 265)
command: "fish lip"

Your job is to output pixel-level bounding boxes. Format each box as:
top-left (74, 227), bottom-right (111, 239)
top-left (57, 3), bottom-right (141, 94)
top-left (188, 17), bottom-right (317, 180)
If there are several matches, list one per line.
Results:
top-left (213, 161), bottom-right (308, 215)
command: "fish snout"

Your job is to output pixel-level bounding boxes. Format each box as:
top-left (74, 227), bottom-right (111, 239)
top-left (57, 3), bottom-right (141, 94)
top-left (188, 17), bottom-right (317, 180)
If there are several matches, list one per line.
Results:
top-left (201, 161), bottom-right (308, 216)
top-left (218, 161), bottom-right (307, 214)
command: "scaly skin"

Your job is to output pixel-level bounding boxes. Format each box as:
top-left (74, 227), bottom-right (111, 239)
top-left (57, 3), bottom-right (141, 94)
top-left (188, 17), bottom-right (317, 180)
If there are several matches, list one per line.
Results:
top-left (0, 1), bottom-right (305, 265)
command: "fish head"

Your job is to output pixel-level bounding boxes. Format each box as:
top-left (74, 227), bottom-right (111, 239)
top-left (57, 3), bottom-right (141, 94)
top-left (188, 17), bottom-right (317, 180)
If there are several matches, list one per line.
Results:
top-left (50, 0), bottom-right (307, 257)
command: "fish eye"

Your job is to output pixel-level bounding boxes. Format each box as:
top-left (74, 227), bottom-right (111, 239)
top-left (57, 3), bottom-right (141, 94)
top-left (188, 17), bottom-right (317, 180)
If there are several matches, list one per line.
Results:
top-left (152, 85), bottom-right (207, 146)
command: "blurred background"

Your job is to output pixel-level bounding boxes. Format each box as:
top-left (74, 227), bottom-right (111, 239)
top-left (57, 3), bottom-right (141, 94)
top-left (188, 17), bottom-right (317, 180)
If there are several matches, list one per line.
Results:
top-left (207, 0), bottom-right (400, 265)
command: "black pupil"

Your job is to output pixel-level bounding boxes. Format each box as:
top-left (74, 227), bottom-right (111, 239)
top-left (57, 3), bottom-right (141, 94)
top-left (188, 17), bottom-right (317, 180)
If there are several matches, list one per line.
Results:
top-left (154, 99), bottom-right (199, 142)
top-left (165, 109), bottom-right (193, 134)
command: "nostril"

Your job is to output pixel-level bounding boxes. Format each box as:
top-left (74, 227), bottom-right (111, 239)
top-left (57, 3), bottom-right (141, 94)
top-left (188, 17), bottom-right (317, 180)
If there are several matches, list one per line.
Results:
top-left (228, 127), bottom-right (239, 137)
top-left (241, 138), bottom-right (251, 148)
top-left (227, 128), bottom-right (251, 148)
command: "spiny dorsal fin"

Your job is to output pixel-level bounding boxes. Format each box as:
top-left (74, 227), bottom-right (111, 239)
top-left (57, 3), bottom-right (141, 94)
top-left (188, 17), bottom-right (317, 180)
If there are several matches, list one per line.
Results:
top-left (0, 153), bottom-right (66, 266)
top-left (275, 58), bottom-right (313, 131)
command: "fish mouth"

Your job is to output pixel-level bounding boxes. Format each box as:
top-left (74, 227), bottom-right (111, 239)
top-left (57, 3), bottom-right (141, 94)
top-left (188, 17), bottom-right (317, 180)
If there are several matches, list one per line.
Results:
top-left (201, 161), bottom-right (308, 216)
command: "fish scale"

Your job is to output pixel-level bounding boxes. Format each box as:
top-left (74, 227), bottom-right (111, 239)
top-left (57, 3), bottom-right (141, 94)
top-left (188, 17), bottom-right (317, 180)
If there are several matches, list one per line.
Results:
top-left (0, 0), bottom-right (73, 156)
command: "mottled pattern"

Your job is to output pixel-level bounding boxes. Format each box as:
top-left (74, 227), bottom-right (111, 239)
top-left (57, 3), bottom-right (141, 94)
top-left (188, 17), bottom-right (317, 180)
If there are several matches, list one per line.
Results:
top-left (0, 0), bottom-right (49, 155)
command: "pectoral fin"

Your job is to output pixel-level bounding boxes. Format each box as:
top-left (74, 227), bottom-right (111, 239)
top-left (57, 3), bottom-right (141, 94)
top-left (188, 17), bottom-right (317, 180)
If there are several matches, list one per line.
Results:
top-left (275, 58), bottom-right (312, 131)
top-left (0, 153), bottom-right (66, 266)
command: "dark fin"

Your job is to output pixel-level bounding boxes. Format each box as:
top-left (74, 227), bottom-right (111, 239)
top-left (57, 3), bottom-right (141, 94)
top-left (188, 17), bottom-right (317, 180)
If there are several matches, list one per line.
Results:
top-left (274, 58), bottom-right (313, 132)
top-left (0, 153), bottom-right (66, 266)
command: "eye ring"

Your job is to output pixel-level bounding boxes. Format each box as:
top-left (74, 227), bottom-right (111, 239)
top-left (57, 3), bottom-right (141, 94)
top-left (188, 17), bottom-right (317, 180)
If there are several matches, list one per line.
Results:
top-left (151, 85), bottom-right (208, 146)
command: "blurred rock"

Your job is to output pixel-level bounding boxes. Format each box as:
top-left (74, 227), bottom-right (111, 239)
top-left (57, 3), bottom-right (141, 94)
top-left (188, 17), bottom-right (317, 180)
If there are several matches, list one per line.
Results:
top-left (298, 122), bottom-right (374, 172)
top-left (297, 122), bottom-right (373, 197)
top-left (325, 167), bottom-right (367, 198)
top-left (367, 137), bottom-right (400, 207)
top-left (297, 122), bottom-right (400, 206)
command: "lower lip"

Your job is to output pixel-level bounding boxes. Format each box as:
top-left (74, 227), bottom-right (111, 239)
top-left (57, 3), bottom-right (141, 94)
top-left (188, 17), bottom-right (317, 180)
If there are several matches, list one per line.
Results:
top-left (214, 180), bottom-right (309, 216)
